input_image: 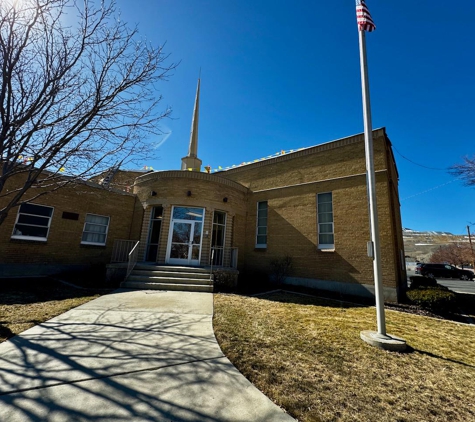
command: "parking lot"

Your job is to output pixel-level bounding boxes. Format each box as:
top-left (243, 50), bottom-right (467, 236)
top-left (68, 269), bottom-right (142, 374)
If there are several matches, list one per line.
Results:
top-left (406, 269), bottom-right (475, 295)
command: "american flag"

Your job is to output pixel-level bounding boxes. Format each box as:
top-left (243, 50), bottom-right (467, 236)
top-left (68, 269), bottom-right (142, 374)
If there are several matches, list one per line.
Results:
top-left (356, 0), bottom-right (376, 32)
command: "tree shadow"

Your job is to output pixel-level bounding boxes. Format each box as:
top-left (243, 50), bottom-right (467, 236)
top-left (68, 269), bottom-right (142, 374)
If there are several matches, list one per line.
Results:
top-left (0, 324), bottom-right (15, 342)
top-left (0, 292), bottom-right (294, 421)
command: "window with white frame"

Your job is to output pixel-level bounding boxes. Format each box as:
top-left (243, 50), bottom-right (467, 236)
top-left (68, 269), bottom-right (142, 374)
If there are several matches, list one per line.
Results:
top-left (11, 203), bottom-right (54, 241)
top-left (81, 214), bottom-right (110, 245)
top-left (256, 201), bottom-right (268, 248)
top-left (317, 192), bottom-right (334, 249)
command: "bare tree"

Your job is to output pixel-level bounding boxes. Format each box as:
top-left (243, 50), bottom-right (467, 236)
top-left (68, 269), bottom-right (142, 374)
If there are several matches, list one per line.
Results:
top-left (0, 0), bottom-right (177, 226)
top-left (429, 243), bottom-right (472, 267)
top-left (450, 156), bottom-right (475, 186)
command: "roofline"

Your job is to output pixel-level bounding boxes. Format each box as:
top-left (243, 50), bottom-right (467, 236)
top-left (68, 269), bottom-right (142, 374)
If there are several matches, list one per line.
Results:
top-left (13, 165), bottom-right (137, 197)
top-left (219, 128), bottom-right (387, 174)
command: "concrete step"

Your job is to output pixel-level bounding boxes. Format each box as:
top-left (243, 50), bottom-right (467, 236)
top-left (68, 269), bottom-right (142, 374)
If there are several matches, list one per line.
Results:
top-left (127, 275), bottom-right (212, 285)
top-left (130, 270), bottom-right (210, 279)
top-left (122, 264), bottom-right (214, 293)
top-left (121, 281), bottom-right (213, 293)
top-left (133, 264), bottom-right (210, 274)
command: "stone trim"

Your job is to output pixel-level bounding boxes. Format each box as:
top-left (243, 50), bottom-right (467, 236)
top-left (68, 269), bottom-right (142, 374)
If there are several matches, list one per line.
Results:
top-left (81, 180), bottom-right (136, 196)
top-left (134, 170), bottom-right (249, 194)
top-left (220, 128), bottom-right (386, 175)
top-left (251, 169), bottom-right (387, 194)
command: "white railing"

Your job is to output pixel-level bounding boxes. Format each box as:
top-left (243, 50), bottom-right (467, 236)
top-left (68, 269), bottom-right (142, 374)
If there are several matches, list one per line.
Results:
top-left (210, 247), bottom-right (238, 269)
top-left (126, 241), bottom-right (140, 280)
top-left (111, 239), bottom-right (138, 263)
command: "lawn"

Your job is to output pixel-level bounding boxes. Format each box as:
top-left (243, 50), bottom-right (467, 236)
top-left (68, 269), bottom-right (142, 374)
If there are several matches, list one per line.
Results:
top-left (0, 278), bottom-right (103, 343)
top-left (213, 291), bottom-right (475, 422)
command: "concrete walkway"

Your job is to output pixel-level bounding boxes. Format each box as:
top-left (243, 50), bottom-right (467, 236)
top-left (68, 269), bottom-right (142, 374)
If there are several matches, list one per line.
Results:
top-left (0, 290), bottom-right (295, 421)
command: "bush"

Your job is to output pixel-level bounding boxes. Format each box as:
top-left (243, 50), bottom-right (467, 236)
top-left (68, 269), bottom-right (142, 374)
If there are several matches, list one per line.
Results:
top-left (406, 286), bottom-right (457, 313)
top-left (269, 255), bottom-right (293, 285)
top-left (237, 270), bottom-right (271, 293)
top-left (57, 263), bottom-right (111, 288)
top-left (213, 270), bottom-right (238, 293)
top-left (409, 276), bottom-right (438, 289)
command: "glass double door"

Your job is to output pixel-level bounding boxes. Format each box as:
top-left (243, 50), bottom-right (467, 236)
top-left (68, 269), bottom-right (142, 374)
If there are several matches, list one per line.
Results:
top-left (166, 207), bottom-right (204, 266)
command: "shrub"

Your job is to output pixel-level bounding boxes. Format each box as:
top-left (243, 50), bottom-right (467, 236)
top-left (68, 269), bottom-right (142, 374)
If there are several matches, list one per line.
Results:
top-left (406, 286), bottom-right (457, 313)
top-left (57, 263), bottom-right (111, 288)
top-left (213, 270), bottom-right (238, 293)
top-left (237, 270), bottom-right (271, 293)
top-left (269, 255), bottom-right (293, 285)
top-left (409, 276), bottom-right (438, 289)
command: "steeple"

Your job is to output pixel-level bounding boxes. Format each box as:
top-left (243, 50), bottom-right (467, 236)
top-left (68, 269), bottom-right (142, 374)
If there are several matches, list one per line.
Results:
top-left (181, 79), bottom-right (203, 171)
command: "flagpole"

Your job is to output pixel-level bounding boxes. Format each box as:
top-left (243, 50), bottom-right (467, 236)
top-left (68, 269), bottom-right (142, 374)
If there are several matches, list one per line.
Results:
top-left (356, 0), bottom-right (405, 351)
top-left (358, 29), bottom-right (387, 337)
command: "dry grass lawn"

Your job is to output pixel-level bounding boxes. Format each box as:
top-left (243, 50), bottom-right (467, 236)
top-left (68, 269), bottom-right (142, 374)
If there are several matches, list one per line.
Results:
top-left (0, 278), bottom-right (101, 343)
top-left (213, 291), bottom-right (475, 422)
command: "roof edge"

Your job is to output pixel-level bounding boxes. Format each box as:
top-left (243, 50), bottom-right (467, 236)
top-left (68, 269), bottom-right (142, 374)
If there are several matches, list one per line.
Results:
top-left (220, 128), bottom-right (387, 175)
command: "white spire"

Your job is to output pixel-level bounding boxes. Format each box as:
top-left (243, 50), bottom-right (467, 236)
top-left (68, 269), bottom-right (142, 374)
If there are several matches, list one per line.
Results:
top-left (181, 79), bottom-right (202, 171)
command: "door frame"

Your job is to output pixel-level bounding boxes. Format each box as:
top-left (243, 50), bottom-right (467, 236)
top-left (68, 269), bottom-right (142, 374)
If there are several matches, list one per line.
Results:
top-left (165, 206), bottom-right (205, 266)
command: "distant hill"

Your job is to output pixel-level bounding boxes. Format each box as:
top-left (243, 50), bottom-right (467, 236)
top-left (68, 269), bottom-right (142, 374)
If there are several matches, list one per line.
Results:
top-left (403, 228), bottom-right (471, 262)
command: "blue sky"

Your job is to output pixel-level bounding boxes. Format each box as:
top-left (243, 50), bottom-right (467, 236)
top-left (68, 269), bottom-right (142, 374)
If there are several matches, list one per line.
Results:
top-left (116, 0), bottom-right (475, 235)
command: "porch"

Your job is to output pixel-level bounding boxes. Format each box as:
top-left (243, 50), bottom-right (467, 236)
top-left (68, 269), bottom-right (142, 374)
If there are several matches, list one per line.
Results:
top-left (107, 240), bottom-right (239, 291)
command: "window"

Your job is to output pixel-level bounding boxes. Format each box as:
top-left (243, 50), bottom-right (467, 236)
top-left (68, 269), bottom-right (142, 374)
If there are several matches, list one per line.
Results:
top-left (11, 203), bottom-right (54, 241)
top-left (146, 206), bottom-right (163, 261)
top-left (81, 214), bottom-right (110, 245)
top-left (256, 201), bottom-right (268, 248)
top-left (212, 211), bottom-right (227, 265)
top-left (317, 192), bottom-right (334, 249)
top-left (172, 206), bottom-right (204, 221)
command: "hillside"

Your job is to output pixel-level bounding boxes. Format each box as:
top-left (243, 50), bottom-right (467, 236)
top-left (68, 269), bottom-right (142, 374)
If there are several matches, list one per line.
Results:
top-left (403, 228), bottom-right (472, 262)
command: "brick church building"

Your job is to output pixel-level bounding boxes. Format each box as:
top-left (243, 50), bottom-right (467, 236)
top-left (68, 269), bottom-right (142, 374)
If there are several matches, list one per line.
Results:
top-left (0, 80), bottom-right (406, 301)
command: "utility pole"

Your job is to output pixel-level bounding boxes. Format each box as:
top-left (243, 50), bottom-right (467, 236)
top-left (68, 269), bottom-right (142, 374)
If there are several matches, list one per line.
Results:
top-left (467, 225), bottom-right (474, 268)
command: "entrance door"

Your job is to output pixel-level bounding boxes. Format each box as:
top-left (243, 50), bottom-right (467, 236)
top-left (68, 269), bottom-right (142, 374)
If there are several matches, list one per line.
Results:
top-left (166, 207), bottom-right (204, 266)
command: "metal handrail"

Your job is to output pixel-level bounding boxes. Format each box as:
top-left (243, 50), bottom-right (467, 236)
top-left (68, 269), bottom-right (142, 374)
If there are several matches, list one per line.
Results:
top-left (210, 248), bottom-right (215, 283)
top-left (210, 246), bottom-right (238, 269)
top-left (111, 239), bottom-right (138, 263)
top-left (126, 241), bottom-right (140, 280)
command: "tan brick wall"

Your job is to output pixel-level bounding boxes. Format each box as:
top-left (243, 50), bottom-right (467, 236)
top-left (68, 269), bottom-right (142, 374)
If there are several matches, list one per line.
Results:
top-left (232, 213), bottom-right (247, 269)
top-left (222, 130), bottom-right (387, 191)
top-left (138, 206), bottom-right (153, 261)
top-left (384, 137), bottom-right (406, 287)
top-left (0, 173), bottom-right (139, 266)
top-left (219, 129), bottom-right (405, 294)
top-left (90, 169), bottom-right (150, 192)
top-left (133, 172), bottom-right (248, 265)
top-left (201, 207), bottom-right (213, 266)
top-left (0, 129), bottom-right (405, 298)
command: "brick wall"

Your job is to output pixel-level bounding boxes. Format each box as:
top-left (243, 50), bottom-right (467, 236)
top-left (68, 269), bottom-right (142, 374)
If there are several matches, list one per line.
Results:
top-left (0, 173), bottom-right (140, 268)
top-left (0, 129), bottom-right (406, 299)
top-left (220, 129), bottom-right (406, 297)
top-left (133, 171), bottom-right (248, 265)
